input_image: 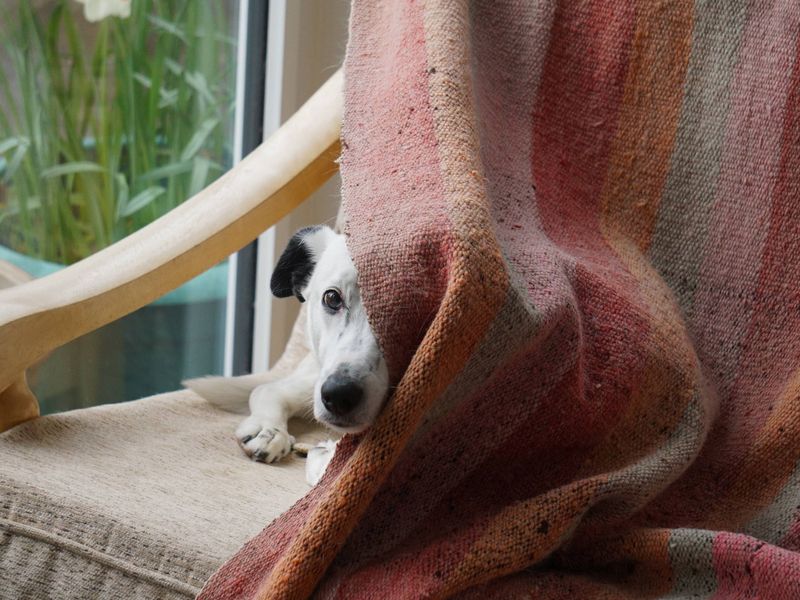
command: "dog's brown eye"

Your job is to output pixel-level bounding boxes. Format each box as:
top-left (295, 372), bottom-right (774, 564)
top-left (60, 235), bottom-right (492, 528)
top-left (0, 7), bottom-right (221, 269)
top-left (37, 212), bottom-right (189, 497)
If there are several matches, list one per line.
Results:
top-left (322, 289), bottom-right (343, 311)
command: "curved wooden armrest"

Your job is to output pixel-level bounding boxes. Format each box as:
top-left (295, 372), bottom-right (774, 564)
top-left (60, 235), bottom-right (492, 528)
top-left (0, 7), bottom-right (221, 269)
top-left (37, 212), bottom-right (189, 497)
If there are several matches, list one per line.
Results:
top-left (0, 70), bottom-right (343, 432)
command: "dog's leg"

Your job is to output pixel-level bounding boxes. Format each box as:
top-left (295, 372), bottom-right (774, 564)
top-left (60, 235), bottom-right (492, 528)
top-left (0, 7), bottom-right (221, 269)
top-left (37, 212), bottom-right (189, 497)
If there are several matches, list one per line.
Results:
top-left (305, 439), bottom-right (337, 485)
top-left (236, 353), bottom-right (318, 463)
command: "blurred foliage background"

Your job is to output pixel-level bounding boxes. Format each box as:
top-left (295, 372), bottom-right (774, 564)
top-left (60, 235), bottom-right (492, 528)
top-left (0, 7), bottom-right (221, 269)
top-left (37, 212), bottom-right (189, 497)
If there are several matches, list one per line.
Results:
top-left (0, 0), bottom-right (237, 264)
top-left (0, 0), bottom-right (238, 414)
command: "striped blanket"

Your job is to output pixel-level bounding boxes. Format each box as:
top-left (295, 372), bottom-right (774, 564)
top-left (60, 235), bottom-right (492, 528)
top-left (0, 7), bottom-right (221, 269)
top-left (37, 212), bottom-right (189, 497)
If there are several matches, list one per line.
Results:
top-left (201, 1), bottom-right (800, 597)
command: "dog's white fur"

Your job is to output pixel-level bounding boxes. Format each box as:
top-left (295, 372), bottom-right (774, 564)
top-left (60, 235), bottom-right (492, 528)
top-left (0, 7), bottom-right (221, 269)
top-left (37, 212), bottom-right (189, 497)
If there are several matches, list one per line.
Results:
top-left (185, 226), bottom-right (388, 485)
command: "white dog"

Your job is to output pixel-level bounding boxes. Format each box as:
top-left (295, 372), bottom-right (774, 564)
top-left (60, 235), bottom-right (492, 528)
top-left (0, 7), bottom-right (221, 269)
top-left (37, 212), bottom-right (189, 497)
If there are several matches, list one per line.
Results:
top-left (185, 226), bottom-right (389, 484)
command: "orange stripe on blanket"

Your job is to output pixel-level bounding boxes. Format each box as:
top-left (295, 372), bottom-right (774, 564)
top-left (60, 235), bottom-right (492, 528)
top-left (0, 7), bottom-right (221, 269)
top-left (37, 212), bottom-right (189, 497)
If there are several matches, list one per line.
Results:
top-left (441, 477), bottom-right (607, 598)
top-left (704, 368), bottom-right (800, 531)
top-left (601, 0), bottom-right (694, 252)
top-left (579, 355), bottom-right (692, 476)
top-left (587, 1), bottom-right (716, 517)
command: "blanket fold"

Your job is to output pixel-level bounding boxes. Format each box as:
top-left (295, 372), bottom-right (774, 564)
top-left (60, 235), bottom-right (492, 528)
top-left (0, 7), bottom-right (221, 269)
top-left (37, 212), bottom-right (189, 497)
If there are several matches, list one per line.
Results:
top-left (200, 1), bottom-right (800, 597)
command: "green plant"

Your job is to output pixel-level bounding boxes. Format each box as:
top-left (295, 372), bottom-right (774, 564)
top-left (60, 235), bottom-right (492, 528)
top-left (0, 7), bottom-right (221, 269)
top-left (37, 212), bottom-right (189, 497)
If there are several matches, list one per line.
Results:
top-left (0, 0), bottom-right (236, 264)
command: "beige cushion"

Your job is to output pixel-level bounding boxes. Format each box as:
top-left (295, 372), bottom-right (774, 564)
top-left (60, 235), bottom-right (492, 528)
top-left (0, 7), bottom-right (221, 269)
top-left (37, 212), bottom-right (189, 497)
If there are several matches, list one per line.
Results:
top-left (0, 391), bottom-right (325, 599)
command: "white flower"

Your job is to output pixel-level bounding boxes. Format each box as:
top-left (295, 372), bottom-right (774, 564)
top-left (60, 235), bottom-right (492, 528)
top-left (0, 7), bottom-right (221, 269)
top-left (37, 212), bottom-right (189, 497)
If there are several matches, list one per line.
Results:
top-left (74, 0), bottom-right (131, 22)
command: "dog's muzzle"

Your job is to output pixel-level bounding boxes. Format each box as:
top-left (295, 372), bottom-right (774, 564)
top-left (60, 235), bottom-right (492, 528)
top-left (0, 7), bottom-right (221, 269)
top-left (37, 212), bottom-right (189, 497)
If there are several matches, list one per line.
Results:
top-left (320, 373), bottom-right (364, 418)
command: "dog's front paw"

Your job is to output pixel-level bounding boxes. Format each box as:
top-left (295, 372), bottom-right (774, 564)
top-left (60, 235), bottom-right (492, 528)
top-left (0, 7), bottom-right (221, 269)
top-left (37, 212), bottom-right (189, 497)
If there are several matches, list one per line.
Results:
top-left (235, 417), bottom-right (295, 463)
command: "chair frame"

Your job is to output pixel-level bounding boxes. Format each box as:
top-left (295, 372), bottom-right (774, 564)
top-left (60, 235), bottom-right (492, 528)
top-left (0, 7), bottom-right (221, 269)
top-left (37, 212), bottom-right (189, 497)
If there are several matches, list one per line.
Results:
top-left (0, 70), bottom-right (343, 432)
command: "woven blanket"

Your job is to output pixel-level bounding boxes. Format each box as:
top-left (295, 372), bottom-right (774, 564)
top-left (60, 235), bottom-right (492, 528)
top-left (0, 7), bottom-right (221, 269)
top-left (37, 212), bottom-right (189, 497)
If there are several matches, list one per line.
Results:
top-left (200, 1), bottom-right (800, 597)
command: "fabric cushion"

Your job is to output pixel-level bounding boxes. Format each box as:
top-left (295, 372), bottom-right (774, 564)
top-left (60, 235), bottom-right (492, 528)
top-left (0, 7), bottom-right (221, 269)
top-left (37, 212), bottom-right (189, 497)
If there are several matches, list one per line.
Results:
top-left (0, 391), bottom-right (323, 598)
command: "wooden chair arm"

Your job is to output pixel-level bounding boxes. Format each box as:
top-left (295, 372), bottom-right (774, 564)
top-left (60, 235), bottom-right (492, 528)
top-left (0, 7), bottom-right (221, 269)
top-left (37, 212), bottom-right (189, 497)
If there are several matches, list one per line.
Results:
top-left (0, 70), bottom-right (343, 432)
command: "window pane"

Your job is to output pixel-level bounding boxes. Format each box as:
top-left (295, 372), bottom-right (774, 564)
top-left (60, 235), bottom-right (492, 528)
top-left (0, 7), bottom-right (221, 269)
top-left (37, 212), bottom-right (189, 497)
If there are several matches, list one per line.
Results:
top-left (0, 0), bottom-right (240, 413)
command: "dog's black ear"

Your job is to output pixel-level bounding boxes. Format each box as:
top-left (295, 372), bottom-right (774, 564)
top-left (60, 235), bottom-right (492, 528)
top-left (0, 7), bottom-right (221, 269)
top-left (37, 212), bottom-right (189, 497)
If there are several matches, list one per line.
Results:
top-left (270, 226), bottom-right (331, 302)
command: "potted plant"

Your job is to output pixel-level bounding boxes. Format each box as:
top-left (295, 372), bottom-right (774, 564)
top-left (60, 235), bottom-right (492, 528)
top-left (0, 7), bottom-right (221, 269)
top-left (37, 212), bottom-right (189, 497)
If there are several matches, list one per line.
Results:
top-left (0, 0), bottom-right (237, 413)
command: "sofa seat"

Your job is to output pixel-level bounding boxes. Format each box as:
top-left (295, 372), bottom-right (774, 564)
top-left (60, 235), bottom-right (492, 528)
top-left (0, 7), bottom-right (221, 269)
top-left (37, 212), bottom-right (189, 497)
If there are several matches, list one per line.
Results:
top-left (0, 391), bottom-right (325, 599)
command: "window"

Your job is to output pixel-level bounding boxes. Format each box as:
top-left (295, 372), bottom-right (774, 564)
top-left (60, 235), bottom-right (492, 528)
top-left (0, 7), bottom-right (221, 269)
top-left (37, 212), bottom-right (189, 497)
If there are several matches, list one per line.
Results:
top-left (0, 0), bottom-right (246, 412)
top-left (0, 0), bottom-right (350, 415)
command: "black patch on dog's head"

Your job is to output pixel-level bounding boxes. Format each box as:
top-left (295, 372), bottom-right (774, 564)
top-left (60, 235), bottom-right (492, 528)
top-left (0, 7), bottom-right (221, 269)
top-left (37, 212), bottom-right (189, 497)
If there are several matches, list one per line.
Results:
top-left (270, 226), bottom-right (322, 302)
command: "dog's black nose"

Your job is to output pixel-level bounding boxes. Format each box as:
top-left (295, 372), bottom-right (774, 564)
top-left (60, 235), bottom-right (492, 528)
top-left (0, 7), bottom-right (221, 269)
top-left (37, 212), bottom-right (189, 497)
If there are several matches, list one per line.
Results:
top-left (321, 375), bottom-right (363, 417)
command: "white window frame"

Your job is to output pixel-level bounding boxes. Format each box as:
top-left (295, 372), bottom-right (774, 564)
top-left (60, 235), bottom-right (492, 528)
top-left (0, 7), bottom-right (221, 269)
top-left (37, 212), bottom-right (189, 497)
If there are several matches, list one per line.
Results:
top-left (224, 0), bottom-right (281, 375)
top-left (224, 0), bottom-right (348, 376)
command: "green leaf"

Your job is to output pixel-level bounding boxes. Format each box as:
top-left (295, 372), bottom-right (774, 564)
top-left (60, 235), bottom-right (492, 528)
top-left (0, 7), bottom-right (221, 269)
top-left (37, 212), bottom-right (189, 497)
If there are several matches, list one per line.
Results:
top-left (157, 88), bottom-right (178, 109)
top-left (3, 140), bottom-right (30, 181)
top-left (121, 186), bottom-right (164, 217)
top-left (164, 58), bottom-right (183, 76)
top-left (0, 136), bottom-right (27, 155)
top-left (189, 156), bottom-right (211, 196)
top-left (134, 72), bottom-right (177, 108)
top-left (184, 71), bottom-right (214, 104)
top-left (114, 173), bottom-right (130, 221)
top-left (41, 162), bottom-right (104, 178)
top-left (147, 15), bottom-right (188, 42)
top-left (137, 161), bottom-right (194, 183)
top-left (133, 72), bottom-right (152, 88)
top-left (0, 195), bottom-right (41, 226)
top-left (180, 117), bottom-right (218, 161)
top-left (195, 32), bottom-right (238, 47)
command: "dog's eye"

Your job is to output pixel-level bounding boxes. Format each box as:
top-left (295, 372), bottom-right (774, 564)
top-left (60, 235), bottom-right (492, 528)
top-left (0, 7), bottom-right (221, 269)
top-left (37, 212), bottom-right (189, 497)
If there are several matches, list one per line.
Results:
top-left (322, 289), bottom-right (344, 312)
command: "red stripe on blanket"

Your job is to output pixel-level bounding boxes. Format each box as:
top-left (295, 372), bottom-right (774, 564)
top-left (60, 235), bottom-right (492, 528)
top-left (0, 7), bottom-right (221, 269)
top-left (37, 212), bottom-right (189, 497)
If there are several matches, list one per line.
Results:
top-left (712, 532), bottom-right (800, 598)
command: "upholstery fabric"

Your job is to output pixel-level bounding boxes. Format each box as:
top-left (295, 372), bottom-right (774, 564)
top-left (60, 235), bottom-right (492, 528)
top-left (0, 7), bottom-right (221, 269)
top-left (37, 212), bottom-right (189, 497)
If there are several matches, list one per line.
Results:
top-left (0, 392), bottom-right (322, 598)
top-left (201, 1), bottom-right (800, 598)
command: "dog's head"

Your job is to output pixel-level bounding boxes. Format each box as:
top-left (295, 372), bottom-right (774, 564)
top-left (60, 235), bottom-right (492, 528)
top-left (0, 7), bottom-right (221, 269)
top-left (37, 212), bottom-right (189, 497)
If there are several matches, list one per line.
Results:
top-left (271, 225), bottom-right (389, 433)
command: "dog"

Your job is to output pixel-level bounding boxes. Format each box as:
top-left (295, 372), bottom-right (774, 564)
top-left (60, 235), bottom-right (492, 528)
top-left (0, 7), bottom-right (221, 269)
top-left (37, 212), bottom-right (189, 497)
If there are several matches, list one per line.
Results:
top-left (184, 225), bottom-right (389, 484)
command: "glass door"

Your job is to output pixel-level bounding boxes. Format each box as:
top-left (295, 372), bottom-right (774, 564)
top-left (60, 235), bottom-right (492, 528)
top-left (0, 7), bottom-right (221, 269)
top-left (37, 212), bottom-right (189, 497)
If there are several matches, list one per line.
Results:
top-left (0, 0), bottom-right (249, 413)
